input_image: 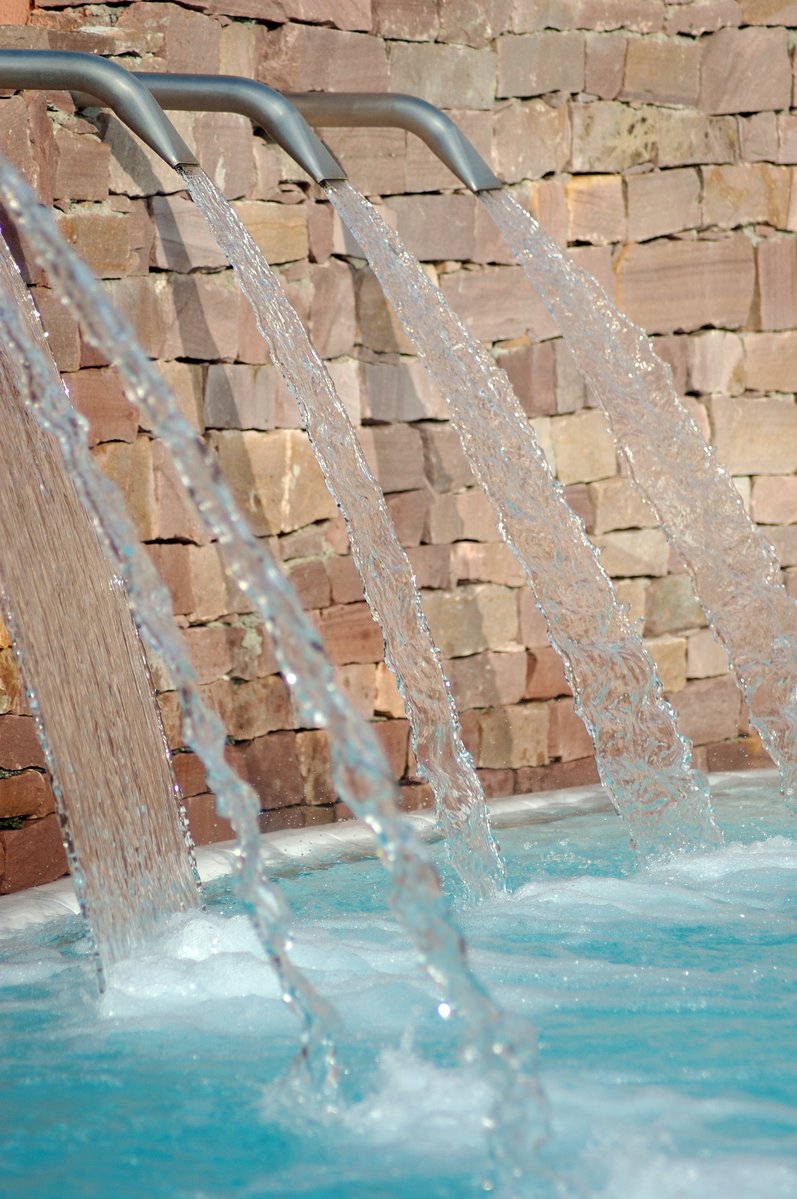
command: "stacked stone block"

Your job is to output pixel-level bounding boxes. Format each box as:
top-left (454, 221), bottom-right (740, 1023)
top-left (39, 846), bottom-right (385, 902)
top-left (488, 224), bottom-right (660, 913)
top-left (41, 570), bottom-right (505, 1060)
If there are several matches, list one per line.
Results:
top-left (0, 0), bottom-right (793, 889)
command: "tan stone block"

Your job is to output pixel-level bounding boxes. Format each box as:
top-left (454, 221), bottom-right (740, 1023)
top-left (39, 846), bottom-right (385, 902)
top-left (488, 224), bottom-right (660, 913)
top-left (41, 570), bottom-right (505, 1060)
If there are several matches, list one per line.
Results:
top-left (232, 200), bottom-right (309, 266)
top-left (755, 239), bottom-right (797, 332)
top-left (286, 560), bottom-right (332, 610)
top-left (375, 661), bottom-right (405, 718)
top-left (553, 338), bottom-right (589, 414)
top-left (702, 164), bottom-right (792, 230)
top-left (408, 545), bottom-right (456, 589)
top-left (451, 542), bottom-right (526, 587)
top-left (584, 31), bottom-right (626, 100)
top-left (215, 429), bottom-right (336, 536)
top-left (386, 489), bottom-right (431, 546)
top-left (308, 260), bottom-right (356, 359)
top-left (683, 397), bottom-right (711, 441)
top-left (373, 0), bottom-right (440, 38)
top-left (710, 395), bottom-right (797, 474)
top-left (644, 634), bottom-right (687, 693)
top-left (0, 815), bottom-right (67, 895)
top-left (99, 275), bottom-right (176, 359)
top-left (389, 40), bottom-right (495, 109)
top-left (527, 178), bottom-right (569, 246)
top-left (105, 108), bottom-right (195, 199)
top-left (355, 268), bottom-right (416, 354)
top-left (497, 340), bottom-right (557, 419)
top-left (118, 2), bottom-right (220, 72)
top-left (358, 424), bottom-right (426, 494)
top-left (525, 645), bottom-right (570, 700)
top-left (419, 422), bottom-right (475, 490)
top-left (66, 367), bottom-right (138, 447)
top-left (670, 675), bottom-right (741, 745)
top-left (740, 112), bottom-right (779, 163)
top-left (326, 556), bottom-right (364, 606)
top-left (740, 0), bottom-right (797, 20)
top-left (571, 101), bottom-right (657, 172)
top-left (0, 771), bottom-right (54, 820)
top-left (615, 236), bottom-right (755, 335)
top-left (0, 649), bottom-right (22, 716)
top-left (700, 26), bottom-right (791, 114)
top-left (687, 627), bottom-right (730, 678)
top-left (28, 286), bottom-right (80, 372)
top-left (359, 362), bottom-right (445, 425)
top-left (205, 363), bottom-right (276, 431)
top-left (0, 716), bottom-right (45, 771)
top-left (551, 409), bottom-right (616, 485)
top-left (438, 0), bottom-right (514, 47)
top-left (751, 475), bottom-right (797, 523)
top-left (259, 24), bottom-right (388, 92)
top-left (492, 100), bottom-right (571, 184)
top-left (768, 524), bottom-right (797, 565)
top-left (594, 529), bottom-right (670, 577)
top-left (53, 124), bottom-right (110, 203)
top-left (566, 174), bottom-right (625, 244)
top-left (0, 94), bottom-right (55, 207)
top-left (426, 489), bottom-right (500, 544)
top-left (440, 265), bottom-right (556, 343)
top-left (688, 330), bottom-right (745, 395)
top-left (622, 35), bottom-right (700, 106)
top-left (333, 663), bottom-right (377, 720)
top-left (656, 110), bottom-right (738, 167)
top-left (497, 31), bottom-right (585, 98)
top-left (513, 0), bottom-right (664, 31)
top-left (387, 193), bottom-right (476, 262)
top-left (666, 0), bottom-right (742, 34)
top-left (626, 169), bottom-right (701, 243)
top-left (548, 697), bottom-right (593, 762)
top-left (317, 602), bottom-right (382, 666)
top-left (405, 110), bottom-right (494, 192)
top-left (615, 577), bottom-right (648, 629)
top-left (241, 731), bottom-right (302, 809)
top-left (444, 650), bottom-right (528, 709)
top-left (519, 588), bottom-right (550, 646)
top-left (319, 127), bottom-right (406, 196)
top-left (744, 331), bottom-right (797, 391)
top-left (645, 573), bottom-right (703, 636)
top-left (587, 476), bottom-right (657, 534)
top-left (93, 436), bottom-right (156, 541)
top-left (150, 194), bottom-right (228, 273)
top-left (421, 584), bottom-right (520, 658)
top-left (476, 703), bottom-right (549, 769)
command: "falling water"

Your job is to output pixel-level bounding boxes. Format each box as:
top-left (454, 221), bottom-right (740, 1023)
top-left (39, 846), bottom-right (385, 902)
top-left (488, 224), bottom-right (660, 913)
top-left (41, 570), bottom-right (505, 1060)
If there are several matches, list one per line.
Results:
top-left (0, 158), bottom-right (548, 1190)
top-left (0, 243), bottom-right (199, 972)
top-left (482, 189), bottom-right (797, 808)
top-left (177, 164), bottom-right (503, 900)
top-left (0, 229), bottom-right (341, 1096)
top-left (326, 179), bottom-right (720, 859)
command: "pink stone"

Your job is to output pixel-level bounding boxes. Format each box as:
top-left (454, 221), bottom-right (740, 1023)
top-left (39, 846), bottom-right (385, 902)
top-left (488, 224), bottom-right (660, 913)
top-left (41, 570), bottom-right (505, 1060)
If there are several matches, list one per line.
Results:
top-left (584, 32), bottom-right (626, 100)
top-left (699, 27), bottom-right (792, 115)
top-left (621, 35), bottom-right (700, 106)
top-left (755, 239), bottom-right (797, 331)
top-left (497, 32), bottom-right (585, 99)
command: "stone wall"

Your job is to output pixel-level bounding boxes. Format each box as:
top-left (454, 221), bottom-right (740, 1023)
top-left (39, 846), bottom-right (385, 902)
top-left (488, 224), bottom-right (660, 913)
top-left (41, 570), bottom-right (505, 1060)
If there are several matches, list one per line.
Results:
top-left (0, 0), bottom-right (793, 891)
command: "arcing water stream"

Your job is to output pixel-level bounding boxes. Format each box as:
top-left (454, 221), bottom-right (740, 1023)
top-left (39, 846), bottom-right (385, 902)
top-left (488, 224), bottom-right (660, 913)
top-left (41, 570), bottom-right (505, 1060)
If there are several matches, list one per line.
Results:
top-left (325, 180), bottom-right (720, 860)
top-left (481, 188), bottom-right (797, 809)
top-left (0, 158), bottom-right (547, 1192)
top-left (177, 163), bottom-right (503, 902)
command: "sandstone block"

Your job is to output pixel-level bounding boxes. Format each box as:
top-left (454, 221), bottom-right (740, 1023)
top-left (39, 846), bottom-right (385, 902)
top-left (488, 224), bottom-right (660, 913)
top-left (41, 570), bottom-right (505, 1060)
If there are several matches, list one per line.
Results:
top-left (615, 577), bottom-right (648, 629)
top-left (739, 0), bottom-right (797, 22)
top-left (669, 675), bottom-right (741, 745)
top-left (53, 125), bottom-right (110, 203)
top-left (621, 35), bottom-right (700, 106)
top-left (702, 164), bottom-right (792, 230)
top-left (551, 409), bottom-right (616, 484)
top-left (99, 276), bottom-right (175, 359)
top-left (373, 0), bottom-right (440, 39)
top-left (0, 771), bottom-right (54, 820)
top-left (548, 697), bottom-right (594, 762)
top-left (0, 716), bottom-right (45, 772)
top-left (295, 729), bottom-right (337, 806)
top-left (359, 362), bottom-right (445, 424)
top-left (444, 650), bottom-right (528, 709)
top-left (594, 529), bottom-right (670, 577)
top-left (525, 645), bottom-right (570, 700)
top-left (205, 363), bottom-right (277, 431)
top-left (192, 111), bottom-right (253, 200)
top-left (439, 0), bottom-right (514, 47)
top-left (405, 110), bottom-right (494, 192)
top-left (497, 31), bottom-right (585, 98)
top-left (419, 422), bottom-right (475, 490)
top-left (710, 395), bottom-right (797, 474)
top-left (644, 634), bottom-right (687, 693)
top-left (29, 286), bottom-right (80, 372)
top-left (388, 193), bottom-right (476, 262)
top-left (66, 367), bottom-right (138, 447)
top-left (768, 524), bottom-right (797, 566)
top-left (105, 109), bottom-right (195, 199)
top-left (150, 194), bottom-right (228, 273)
top-left (743, 331), bottom-right (797, 391)
top-left (326, 556), bottom-right (365, 606)
top-left (699, 27), bottom-right (791, 114)
top-left (656, 110), bottom-right (738, 167)
top-left (526, 179), bottom-right (568, 246)
top-left (751, 475), bottom-right (797, 523)
top-left (354, 423), bottom-right (424, 495)
top-left (653, 336), bottom-right (690, 396)
top-left (688, 330), bottom-right (744, 395)
top-left (740, 112), bottom-right (779, 162)
top-left (476, 703), bottom-right (549, 769)
top-left (285, 559), bottom-right (332, 610)
top-left (259, 25), bottom-right (388, 93)
top-left (215, 429), bottom-right (337, 536)
top-left (497, 341), bottom-right (557, 419)
top-left (0, 94), bottom-right (55, 206)
top-left (584, 32), bottom-right (626, 99)
top-left (386, 489), bottom-right (431, 546)
top-left (118, 3), bottom-right (220, 72)
top-left (570, 101), bottom-right (657, 172)
top-left (243, 731), bottom-right (303, 810)
top-left (56, 206), bottom-right (133, 279)
top-left (645, 573), bottom-right (704, 636)
top-left (666, 0), bottom-right (742, 34)
top-left (421, 584), bottom-right (519, 658)
top-left (519, 589), bottom-right (550, 647)
top-left (440, 265), bottom-right (556, 343)
top-left (389, 41), bottom-right (495, 109)
top-left (317, 602), bottom-right (383, 666)
top-left (755, 239), bottom-right (797, 332)
top-left (184, 794), bottom-right (234, 846)
top-left (426, 488), bottom-right (500, 544)
top-left (452, 542), bottom-right (526, 587)
top-left (687, 627), bottom-right (730, 678)
top-left (0, 815), bottom-right (67, 895)
top-left (233, 200), bottom-right (309, 266)
top-left (319, 127), bottom-right (406, 196)
top-left (626, 169), bottom-right (701, 243)
top-left (408, 545), bottom-right (457, 590)
top-left (615, 235), bottom-right (755, 334)
top-left (515, 756), bottom-right (600, 794)
top-left (587, 476), bottom-right (657, 534)
top-left (566, 174), bottom-right (625, 244)
top-left (333, 663), bottom-right (377, 720)
top-left (216, 0), bottom-right (369, 28)
top-left (375, 661), bottom-right (405, 718)
top-left (513, 0), bottom-right (664, 32)
top-left (493, 100), bottom-right (571, 183)
top-left (355, 269), bottom-right (416, 354)
top-left (553, 339), bottom-right (590, 414)
top-left (309, 260), bottom-right (356, 359)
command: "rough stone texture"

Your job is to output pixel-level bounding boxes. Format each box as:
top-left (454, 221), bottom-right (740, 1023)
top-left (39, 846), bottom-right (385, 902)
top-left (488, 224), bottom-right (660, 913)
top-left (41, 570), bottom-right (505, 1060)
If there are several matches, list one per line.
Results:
top-left (699, 27), bottom-right (792, 114)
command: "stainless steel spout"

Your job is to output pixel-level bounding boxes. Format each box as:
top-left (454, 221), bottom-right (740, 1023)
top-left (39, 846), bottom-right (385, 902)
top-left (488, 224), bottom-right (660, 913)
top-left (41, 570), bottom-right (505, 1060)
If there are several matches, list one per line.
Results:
top-left (0, 49), bottom-right (198, 169)
top-left (134, 73), bottom-right (346, 185)
top-left (287, 92), bottom-right (502, 192)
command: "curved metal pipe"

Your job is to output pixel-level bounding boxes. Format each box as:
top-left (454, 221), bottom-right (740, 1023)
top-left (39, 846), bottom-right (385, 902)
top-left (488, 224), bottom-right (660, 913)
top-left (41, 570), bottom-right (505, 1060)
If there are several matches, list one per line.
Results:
top-left (134, 73), bottom-right (346, 185)
top-left (287, 92), bottom-right (502, 193)
top-left (0, 49), bottom-right (197, 170)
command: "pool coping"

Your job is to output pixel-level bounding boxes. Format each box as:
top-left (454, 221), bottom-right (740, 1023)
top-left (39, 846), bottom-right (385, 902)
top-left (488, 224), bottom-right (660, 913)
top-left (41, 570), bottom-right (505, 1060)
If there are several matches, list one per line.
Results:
top-left (0, 768), bottom-right (779, 932)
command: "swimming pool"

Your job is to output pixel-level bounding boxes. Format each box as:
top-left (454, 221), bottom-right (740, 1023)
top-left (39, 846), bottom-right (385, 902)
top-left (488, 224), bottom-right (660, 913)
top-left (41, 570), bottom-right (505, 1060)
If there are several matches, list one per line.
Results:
top-left (1, 772), bottom-right (795, 1198)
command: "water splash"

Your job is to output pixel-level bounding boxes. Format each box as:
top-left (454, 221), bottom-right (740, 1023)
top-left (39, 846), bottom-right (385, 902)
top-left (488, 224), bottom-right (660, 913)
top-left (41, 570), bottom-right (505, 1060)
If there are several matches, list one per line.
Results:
top-left (178, 163), bottom-right (503, 901)
top-left (481, 188), bottom-right (797, 810)
top-left (0, 239), bottom-right (199, 975)
top-left (325, 179), bottom-right (720, 860)
top-left (0, 156), bottom-right (547, 1190)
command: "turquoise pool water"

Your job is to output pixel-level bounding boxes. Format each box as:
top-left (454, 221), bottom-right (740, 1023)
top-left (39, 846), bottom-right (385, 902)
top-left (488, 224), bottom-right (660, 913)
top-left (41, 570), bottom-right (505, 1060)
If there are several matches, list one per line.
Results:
top-left (1, 775), bottom-right (795, 1198)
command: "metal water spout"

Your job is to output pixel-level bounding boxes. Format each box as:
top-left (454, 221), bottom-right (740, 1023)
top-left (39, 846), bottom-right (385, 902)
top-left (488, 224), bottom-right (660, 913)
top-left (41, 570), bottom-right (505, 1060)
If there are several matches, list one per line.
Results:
top-left (287, 92), bottom-right (502, 193)
top-left (0, 49), bottom-right (197, 169)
